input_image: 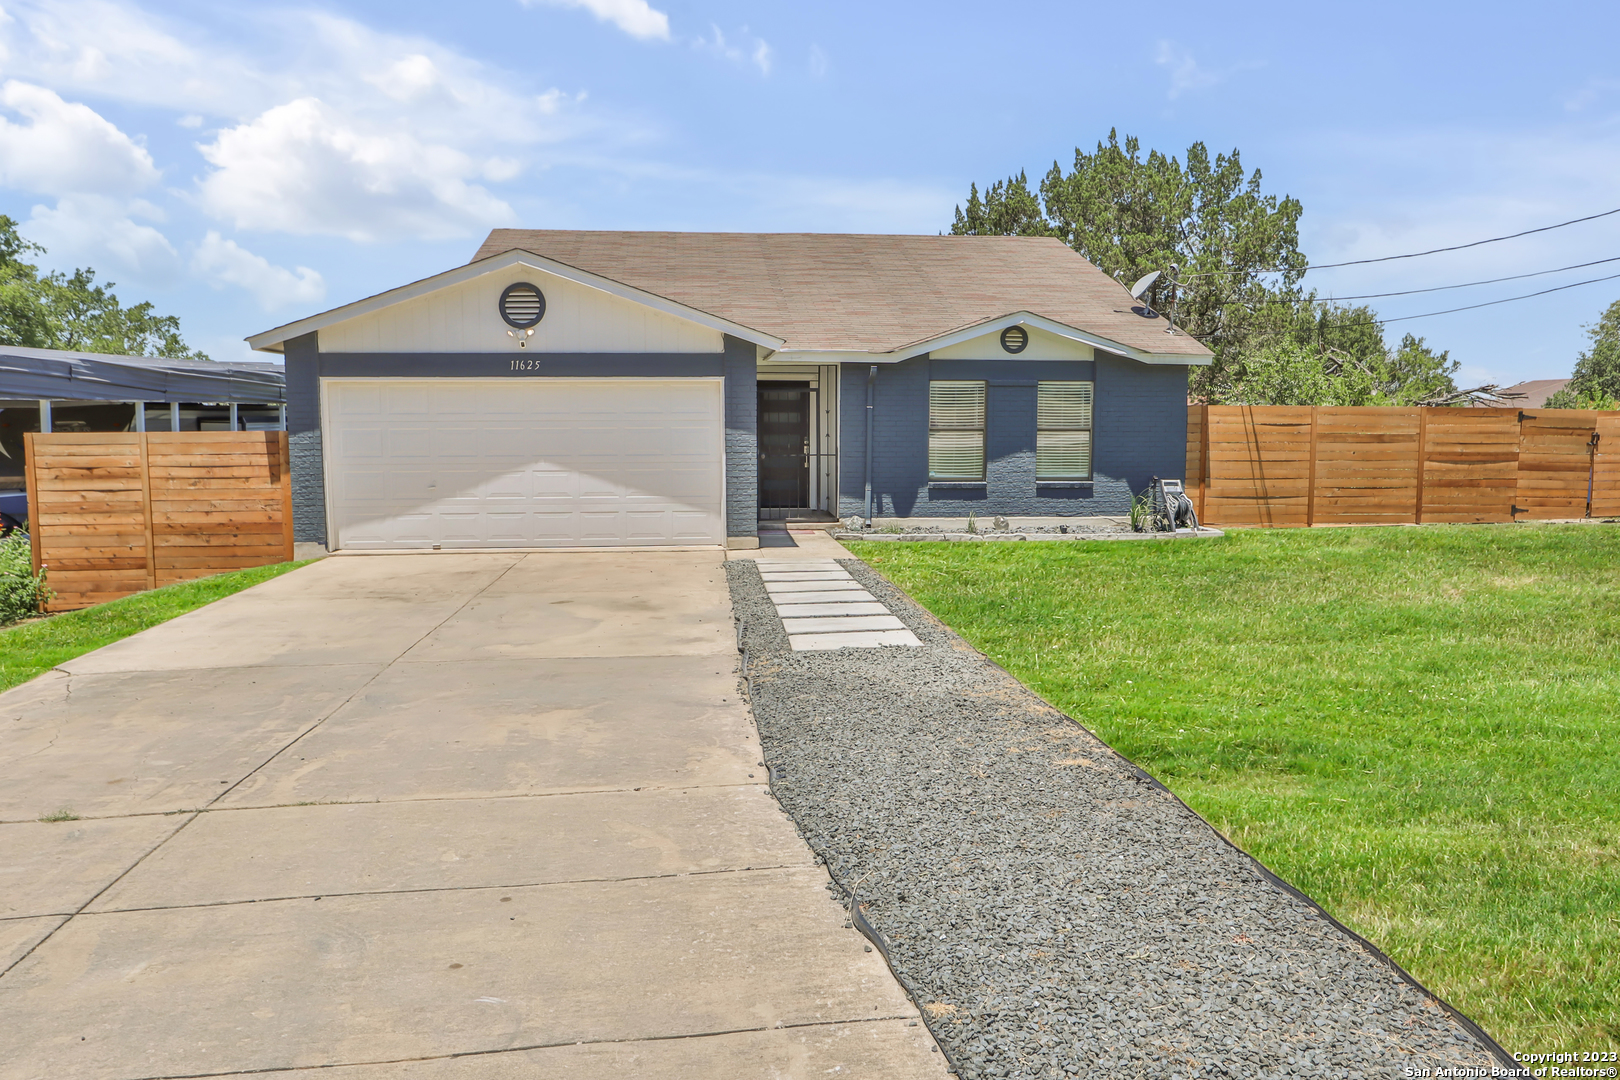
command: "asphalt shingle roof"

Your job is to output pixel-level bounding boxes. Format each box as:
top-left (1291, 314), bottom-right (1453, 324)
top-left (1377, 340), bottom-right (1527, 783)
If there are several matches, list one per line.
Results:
top-left (473, 230), bottom-right (1211, 359)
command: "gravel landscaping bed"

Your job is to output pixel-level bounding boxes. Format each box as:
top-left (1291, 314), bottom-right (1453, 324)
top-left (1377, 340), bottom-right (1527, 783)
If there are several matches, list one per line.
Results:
top-left (831, 520), bottom-right (1223, 543)
top-left (727, 558), bottom-right (1511, 1080)
top-left (843, 522), bottom-right (1134, 535)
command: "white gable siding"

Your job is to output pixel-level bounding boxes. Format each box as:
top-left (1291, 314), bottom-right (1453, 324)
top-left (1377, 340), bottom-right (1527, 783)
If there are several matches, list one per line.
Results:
top-left (930, 325), bottom-right (1095, 361)
top-left (317, 266), bottom-right (725, 354)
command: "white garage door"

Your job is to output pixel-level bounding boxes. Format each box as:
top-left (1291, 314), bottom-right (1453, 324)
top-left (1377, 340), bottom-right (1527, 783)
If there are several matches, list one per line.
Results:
top-left (323, 379), bottom-right (726, 549)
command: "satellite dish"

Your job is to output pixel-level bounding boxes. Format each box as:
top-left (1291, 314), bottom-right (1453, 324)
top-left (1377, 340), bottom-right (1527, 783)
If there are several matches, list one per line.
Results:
top-left (1129, 270), bottom-right (1161, 300)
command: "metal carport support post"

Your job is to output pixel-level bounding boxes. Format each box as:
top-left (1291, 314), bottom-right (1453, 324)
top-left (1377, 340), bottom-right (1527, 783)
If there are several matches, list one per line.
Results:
top-left (38, 399), bottom-right (51, 434)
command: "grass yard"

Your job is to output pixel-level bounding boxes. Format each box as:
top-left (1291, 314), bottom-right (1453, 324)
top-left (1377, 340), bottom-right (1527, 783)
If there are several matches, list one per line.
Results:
top-left (848, 525), bottom-right (1620, 1055)
top-left (0, 561), bottom-right (312, 693)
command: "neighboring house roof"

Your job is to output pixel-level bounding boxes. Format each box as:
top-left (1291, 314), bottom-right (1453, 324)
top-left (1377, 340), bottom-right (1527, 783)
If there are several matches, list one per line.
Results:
top-left (0, 345), bottom-right (285, 403)
top-left (471, 230), bottom-right (1212, 364)
top-left (1481, 378), bottom-right (1570, 408)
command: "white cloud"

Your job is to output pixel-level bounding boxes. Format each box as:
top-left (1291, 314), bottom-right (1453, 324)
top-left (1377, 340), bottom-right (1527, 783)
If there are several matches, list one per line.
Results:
top-left (522, 0), bottom-right (671, 41)
top-left (1154, 41), bottom-right (1222, 99)
top-left (0, 76), bottom-right (178, 288)
top-left (1565, 78), bottom-right (1620, 112)
top-left (808, 45), bottom-right (828, 79)
top-left (24, 193), bottom-right (180, 281)
top-left (191, 230), bottom-right (325, 311)
top-left (0, 0), bottom-right (270, 115)
top-left (0, 79), bottom-right (159, 195)
top-left (694, 25), bottom-right (773, 77)
top-left (1, 2), bottom-right (583, 243)
top-left (195, 97), bottom-right (516, 242)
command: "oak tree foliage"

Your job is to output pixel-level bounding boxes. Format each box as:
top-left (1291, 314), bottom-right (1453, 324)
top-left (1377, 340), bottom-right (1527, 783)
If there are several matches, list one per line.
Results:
top-left (951, 131), bottom-right (1457, 406)
top-left (1545, 297), bottom-right (1620, 409)
top-left (0, 216), bottom-right (207, 361)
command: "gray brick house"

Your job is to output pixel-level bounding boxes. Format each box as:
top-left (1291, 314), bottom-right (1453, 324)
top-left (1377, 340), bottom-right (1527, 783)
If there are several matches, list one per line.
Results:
top-left (248, 230), bottom-right (1211, 551)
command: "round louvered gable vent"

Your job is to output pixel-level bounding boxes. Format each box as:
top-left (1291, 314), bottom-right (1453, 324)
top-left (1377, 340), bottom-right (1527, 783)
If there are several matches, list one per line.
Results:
top-left (499, 282), bottom-right (547, 328)
top-left (1000, 325), bottom-right (1029, 354)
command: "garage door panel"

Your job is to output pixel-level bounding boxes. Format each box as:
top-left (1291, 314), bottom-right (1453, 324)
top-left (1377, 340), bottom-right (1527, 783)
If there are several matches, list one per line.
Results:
top-left (325, 380), bottom-right (724, 549)
top-left (334, 426), bottom-right (388, 459)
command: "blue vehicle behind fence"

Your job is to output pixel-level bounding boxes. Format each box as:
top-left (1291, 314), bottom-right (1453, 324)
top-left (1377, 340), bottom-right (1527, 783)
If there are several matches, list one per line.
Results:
top-left (0, 490), bottom-right (27, 536)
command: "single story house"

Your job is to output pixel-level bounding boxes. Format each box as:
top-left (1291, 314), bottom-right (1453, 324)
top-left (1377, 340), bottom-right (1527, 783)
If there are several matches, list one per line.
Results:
top-left (247, 231), bottom-right (1212, 551)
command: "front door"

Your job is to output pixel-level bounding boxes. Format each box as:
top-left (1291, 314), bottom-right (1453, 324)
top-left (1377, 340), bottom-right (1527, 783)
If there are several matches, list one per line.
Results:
top-left (757, 383), bottom-right (810, 508)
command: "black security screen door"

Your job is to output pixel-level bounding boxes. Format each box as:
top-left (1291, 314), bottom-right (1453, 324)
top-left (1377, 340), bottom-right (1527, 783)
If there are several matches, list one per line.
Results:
top-left (758, 383), bottom-right (811, 508)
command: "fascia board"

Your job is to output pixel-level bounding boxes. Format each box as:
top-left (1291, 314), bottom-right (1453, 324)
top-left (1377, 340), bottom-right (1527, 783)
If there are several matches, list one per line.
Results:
top-left (767, 350), bottom-right (895, 365)
top-left (246, 250), bottom-right (785, 353)
top-left (769, 312), bottom-right (1210, 367)
top-left (896, 312), bottom-right (1211, 366)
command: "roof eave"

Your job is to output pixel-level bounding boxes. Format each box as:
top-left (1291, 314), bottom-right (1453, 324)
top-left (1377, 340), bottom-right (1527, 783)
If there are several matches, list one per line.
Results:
top-left (764, 311), bottom-right (1212, 366)
top-left (246, 249), bottom-right (786, 354)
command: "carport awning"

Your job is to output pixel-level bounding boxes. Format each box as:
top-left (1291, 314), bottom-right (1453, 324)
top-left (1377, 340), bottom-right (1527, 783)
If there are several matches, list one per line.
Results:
top-left (0, 345), bottom-right (285, 403)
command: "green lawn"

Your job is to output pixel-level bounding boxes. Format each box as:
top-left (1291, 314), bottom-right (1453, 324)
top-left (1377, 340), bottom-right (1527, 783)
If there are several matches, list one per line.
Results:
top-left (848, 526), bottom-right (1620, 1055)
top-left (0, 561), bottom-right (312, 693)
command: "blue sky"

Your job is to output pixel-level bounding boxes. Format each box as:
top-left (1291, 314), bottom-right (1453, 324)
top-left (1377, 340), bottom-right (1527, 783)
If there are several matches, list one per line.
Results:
top-left (2, 0), bottom-right (1618, 386)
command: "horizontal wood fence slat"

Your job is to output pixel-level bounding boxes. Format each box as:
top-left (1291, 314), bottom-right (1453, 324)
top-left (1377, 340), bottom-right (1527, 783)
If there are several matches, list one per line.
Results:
top-left (24, 431), bottom-right (293, 612)
top-left (1189, 406), bottom-right (1620, 528)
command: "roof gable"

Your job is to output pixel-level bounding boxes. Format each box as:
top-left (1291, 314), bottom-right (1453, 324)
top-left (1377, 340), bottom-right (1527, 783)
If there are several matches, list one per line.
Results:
top-left (247, 249), bottom-right (785, 354)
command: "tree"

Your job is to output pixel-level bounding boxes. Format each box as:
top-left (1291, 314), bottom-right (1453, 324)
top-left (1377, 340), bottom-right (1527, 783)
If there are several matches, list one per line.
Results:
top-left (0, 216), bottom-right (206, 360)
top-left (0, 222), bottom-right (53, 348)
top-left (952, 130), bottom-right (1308, 398)
top-left (952, 172), bottom-right (1051, 239)
top-left (949, 131), bottom-right (1458, 406)
top-left (1219, 331), bottom-right (1456, 407)
top-left (1545, 297), bottom-right (1620, 408)
top-left (1378, 334), bottom-right (1459, 405)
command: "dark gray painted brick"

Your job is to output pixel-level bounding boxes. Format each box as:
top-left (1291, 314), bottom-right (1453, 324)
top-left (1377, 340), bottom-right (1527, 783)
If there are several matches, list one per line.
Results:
top-left (722, 335), bottom-right (758, 540)
top-left (838, 353), bottom-right (1190, 518)
top-left (284, 333), bottom-right (327, 546)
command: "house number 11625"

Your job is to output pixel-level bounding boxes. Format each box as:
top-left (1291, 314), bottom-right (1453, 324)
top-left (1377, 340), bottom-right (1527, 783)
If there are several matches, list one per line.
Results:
top-left (510, 358), bottom-right (544, 371)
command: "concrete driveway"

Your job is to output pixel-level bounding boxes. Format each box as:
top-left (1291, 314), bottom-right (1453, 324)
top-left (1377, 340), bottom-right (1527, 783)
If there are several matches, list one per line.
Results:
top-left (0, 552), bottom-right (943, 1079)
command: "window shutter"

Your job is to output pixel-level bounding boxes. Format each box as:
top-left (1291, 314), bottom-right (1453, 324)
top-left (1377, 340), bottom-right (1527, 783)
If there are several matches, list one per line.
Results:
top-left (1037, 382), bottom-right (1093, 480)
top-left (1037, 430), bottom-right (1093, 479)
top-left (929, 381), bottom-right (985, 481)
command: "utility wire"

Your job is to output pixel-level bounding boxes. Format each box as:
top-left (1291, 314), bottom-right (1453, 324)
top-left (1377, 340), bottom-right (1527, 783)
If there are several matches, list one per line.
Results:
top-left (1179, 205), bottom-right (1620, 277)
top-left (1278, 254), bottom-right (1620, 302)
top-left (1376, 269), bottom-right (1620, 325)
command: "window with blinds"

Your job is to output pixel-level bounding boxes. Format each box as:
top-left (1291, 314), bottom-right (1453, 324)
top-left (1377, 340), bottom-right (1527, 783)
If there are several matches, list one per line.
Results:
top-left (1037, 381), bottom-right (1093, 481)
top-left (928, 381), bottom-right (986, 481)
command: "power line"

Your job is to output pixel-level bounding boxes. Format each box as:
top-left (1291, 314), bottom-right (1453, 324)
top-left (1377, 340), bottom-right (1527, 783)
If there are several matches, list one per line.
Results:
top-left (1376, 270), bottom-right (1620, 325)
top-left (1313, 206), bottom-right (1620, 269)
top-left (1290, 255), bottom-right (1620, 302)
top-left (1179, 205), bottom-right (1620, 278)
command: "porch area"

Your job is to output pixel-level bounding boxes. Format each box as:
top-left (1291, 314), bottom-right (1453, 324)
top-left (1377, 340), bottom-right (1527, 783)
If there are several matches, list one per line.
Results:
top-left (756, 363), bottom-right (840, 524)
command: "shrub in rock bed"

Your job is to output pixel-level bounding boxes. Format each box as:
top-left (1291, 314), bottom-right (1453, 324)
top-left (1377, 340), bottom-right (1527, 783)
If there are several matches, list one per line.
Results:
top-left (0, 529), bottom-right (50, 624)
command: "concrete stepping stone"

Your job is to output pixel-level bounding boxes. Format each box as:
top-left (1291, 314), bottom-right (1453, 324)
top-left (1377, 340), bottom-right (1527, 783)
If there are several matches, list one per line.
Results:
top-left (749, 562), bottom-right (923, 652)
top-left (771, 591), bottom-right (876, 606)
top-left (780, 615), bottom-right (906, 634)
top-left (765, 601), bottom-right (888, 617)
top-left (788, 629), bottom-right (924, 651)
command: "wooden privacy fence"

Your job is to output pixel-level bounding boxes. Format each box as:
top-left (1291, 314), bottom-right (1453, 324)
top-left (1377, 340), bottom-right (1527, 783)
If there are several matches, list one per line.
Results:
top-left (1186, 406), bottom-right (1620, 527)
top-left (23, 431), bottom-right (294, 611)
